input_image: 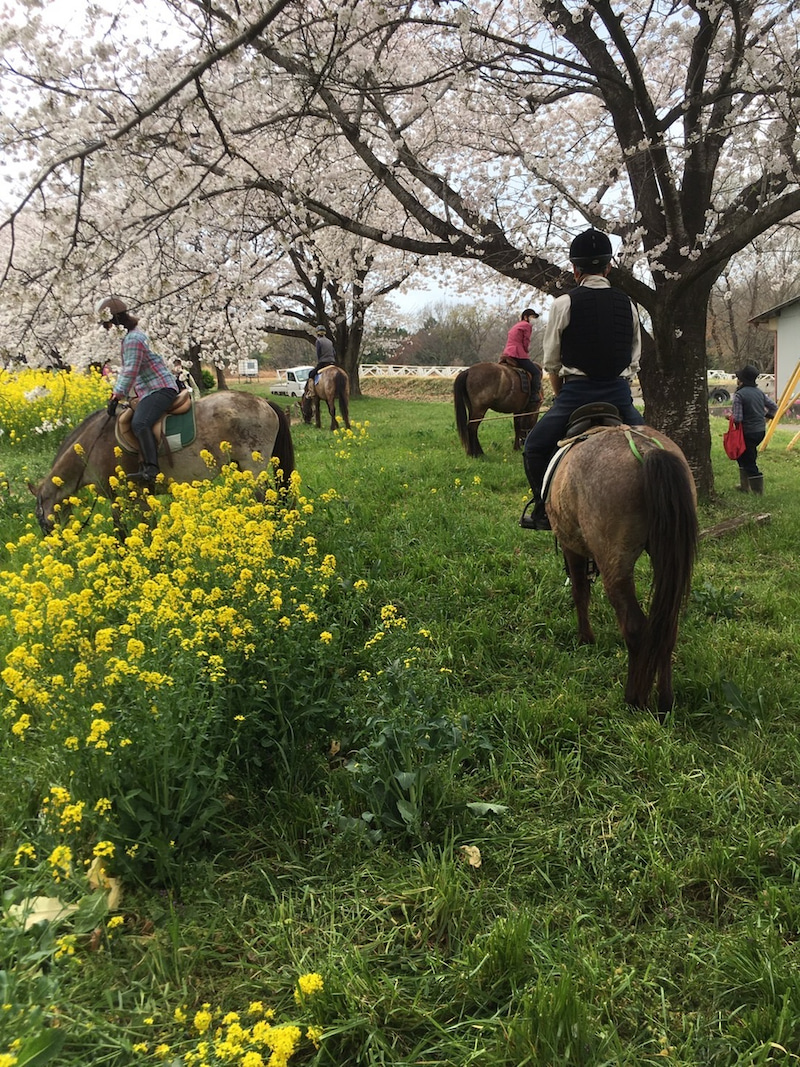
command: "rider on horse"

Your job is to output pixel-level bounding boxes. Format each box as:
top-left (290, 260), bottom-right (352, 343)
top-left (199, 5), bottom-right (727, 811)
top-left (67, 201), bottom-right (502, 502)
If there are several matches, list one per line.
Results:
top-left (308, 325), bottom-right (337, 388)
top-left (98, 295), bottom-right (179, 490)
top-left (521, 229), bottom-right (644, 531)
top-left (500, 308), bottom-right (542, 403)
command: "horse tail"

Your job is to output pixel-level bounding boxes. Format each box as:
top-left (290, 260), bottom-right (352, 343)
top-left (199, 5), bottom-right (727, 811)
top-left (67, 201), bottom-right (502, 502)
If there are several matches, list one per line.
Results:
top-left (640, 449), bottom-right (698, 695)
top-left (453, 370), bottom-right (472, 452)
top-left (336, 371), bottom-right (350, 428)
top-left (267, 400), bottom-right (296, 491)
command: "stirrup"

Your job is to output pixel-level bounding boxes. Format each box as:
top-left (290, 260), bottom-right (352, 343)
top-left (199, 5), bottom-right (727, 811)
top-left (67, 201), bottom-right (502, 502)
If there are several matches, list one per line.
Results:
top-left (519, 497), bottom-right (551, 531)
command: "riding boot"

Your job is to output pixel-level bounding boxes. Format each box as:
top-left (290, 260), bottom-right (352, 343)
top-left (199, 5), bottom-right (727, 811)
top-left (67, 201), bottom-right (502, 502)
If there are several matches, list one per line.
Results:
top-left (520, 452), bottom-right (551, 531)
top-left (748, 475), bottom-right (764, 495)
top-left (737, 468), bottom-right (750, 492)
top-left (128, 426), bottom-right (160, 488)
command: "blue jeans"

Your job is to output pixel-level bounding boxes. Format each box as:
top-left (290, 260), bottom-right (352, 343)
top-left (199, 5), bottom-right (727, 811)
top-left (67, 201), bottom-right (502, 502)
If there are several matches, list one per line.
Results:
top-left (523, 377), bottom-right (643, 494)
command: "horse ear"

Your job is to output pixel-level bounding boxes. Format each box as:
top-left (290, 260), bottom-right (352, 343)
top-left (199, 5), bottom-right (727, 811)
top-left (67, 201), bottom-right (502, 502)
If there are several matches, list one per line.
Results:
top-left (27, 481), bottom-right (39, 495)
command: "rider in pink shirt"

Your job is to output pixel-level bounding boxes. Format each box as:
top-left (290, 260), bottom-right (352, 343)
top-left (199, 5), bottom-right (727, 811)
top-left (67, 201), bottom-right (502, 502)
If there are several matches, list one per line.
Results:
top-left (502, 308), bottom-right (542, 393)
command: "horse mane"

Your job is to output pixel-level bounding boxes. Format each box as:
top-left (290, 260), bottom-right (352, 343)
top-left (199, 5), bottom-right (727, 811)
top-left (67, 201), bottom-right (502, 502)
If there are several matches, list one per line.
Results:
top-left (51, 408), bottom-right (107, 464)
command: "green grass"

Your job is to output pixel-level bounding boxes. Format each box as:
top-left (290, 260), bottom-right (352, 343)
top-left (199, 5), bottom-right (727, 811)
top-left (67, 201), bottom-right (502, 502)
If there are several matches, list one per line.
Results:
top-left (2, 392), bottom-right (800, 1066)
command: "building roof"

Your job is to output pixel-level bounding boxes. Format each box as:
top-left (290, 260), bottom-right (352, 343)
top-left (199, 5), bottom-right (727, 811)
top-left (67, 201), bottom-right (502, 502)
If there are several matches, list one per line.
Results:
top-left (749, 293), bottom-right (800, 324)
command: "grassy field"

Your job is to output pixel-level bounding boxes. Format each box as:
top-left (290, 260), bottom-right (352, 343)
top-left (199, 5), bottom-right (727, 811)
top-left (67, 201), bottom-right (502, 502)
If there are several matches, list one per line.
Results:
top-left (2, 379), bottom-right (800, 1066)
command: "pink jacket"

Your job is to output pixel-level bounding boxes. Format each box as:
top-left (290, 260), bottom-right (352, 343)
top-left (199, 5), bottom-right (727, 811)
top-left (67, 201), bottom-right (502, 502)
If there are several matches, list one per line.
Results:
top-left (502, 319), bottom-right (532, 360)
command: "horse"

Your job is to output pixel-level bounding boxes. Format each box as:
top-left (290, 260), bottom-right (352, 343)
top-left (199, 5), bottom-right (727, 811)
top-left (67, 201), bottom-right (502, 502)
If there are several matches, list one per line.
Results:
top-left (300, 366), bottom-right (351, 431)
top-left (29, 391), bottom-right (295, 534)
top-left (453, 361), bottom-right (541, 457)
top-left (544, 424), bottom-right (698, 719)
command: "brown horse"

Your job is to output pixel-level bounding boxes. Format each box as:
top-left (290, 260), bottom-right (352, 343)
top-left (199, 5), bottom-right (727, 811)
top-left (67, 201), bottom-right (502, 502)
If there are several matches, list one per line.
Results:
top-left (453, 362), bottom-right (541, 457)
top-left (29, 391), bottom-right (295, 533)
top-left (545, 425), bottom-right (698, 718)
top-left (300, 366), bottom-right (351, 430)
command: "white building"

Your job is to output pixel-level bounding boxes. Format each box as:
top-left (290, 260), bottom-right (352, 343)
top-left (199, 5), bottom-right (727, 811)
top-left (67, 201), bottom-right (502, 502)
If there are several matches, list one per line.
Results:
top-left (749, 295), bottom-right (800, 402)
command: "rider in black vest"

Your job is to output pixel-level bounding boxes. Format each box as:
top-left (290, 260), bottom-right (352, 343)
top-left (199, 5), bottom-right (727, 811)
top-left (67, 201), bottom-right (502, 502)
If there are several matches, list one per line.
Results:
top-left (521, 229), bottom-right (644, 530)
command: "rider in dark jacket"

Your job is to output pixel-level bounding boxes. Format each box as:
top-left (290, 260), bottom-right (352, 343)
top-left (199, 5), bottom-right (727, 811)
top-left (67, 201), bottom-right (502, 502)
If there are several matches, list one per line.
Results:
top-left (521, 229), bottom-right (644, 530)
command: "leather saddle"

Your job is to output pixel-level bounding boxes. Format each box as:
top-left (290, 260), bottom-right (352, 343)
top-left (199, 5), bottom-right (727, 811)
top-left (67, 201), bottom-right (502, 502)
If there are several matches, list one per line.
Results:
top-left (306, 365), bottom-right (335, 397)
top-left (542, 403), bottom-right (624, 500)
top-left (499, 358), bottom-right (542, 405)
top-left (115, 390), bottom-right (195, 456)
top-left (562, 402), bottom-right (623, 440)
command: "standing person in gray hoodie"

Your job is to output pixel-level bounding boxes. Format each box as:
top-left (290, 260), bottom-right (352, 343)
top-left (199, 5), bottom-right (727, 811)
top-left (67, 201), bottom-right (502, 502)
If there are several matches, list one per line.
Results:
top-left (731, 365), bottom-right (777, 494)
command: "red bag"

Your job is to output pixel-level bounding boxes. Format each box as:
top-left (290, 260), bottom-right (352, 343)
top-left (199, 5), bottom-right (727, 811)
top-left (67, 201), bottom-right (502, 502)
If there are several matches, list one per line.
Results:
top-left (723, 417), bottom-right (745, 460)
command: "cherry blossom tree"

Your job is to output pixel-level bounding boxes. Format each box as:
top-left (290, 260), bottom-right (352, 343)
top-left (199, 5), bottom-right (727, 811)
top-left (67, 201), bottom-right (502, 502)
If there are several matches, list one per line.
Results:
top-left (2, 0), bottom-right (800, 490)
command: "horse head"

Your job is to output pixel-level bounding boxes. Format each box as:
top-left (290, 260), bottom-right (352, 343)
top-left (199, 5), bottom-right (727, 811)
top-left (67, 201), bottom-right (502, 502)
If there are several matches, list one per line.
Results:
top-left (299, 385), bottom-right (314, 424)
top-left (28, 479), bottom-right (57, 534)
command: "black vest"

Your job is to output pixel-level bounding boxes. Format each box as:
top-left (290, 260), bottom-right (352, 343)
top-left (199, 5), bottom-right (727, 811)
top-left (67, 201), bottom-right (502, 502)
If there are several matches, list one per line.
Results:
top-left (560, 286), bottom-right (634, 379)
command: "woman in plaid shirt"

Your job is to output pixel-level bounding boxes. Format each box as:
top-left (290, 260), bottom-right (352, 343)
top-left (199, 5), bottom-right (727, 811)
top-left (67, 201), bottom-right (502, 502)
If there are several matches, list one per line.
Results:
top-left (97, 296), bottom-right (179, 488)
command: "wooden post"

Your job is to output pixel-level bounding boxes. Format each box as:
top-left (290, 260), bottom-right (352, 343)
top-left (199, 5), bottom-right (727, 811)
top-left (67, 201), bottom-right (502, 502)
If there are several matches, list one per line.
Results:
top-left (761, 360), bottom-right (800, 451)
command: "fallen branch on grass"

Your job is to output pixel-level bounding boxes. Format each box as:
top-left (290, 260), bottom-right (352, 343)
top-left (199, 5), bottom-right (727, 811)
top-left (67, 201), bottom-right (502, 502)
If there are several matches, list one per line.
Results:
top-left (699, 513), bottom-right (771, 540)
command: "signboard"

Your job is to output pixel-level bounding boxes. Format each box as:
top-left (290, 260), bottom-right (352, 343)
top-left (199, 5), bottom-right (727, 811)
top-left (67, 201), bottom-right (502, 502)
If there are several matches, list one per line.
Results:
top-left (238, 359), bottom-right (259, 378)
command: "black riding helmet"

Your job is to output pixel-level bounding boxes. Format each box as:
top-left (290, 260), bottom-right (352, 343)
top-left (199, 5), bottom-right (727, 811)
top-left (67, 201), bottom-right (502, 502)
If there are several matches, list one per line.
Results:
top-left (569, 229), bottom-right (613, 271)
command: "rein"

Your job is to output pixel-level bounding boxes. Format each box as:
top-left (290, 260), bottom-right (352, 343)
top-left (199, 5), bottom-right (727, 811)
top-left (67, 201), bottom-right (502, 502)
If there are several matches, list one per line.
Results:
top-left (468, 408), bottom-right (542, 425)
top-left (624, 427), bottom-right (665, 463)
top-left (49, 409), bottom-right (119, 533)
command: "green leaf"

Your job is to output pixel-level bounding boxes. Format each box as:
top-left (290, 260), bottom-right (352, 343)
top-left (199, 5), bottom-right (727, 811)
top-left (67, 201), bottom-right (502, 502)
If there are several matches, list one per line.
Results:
top-left (15, 1029), bottom-right (67, 1067)
top-left (466, 802), bottom-right (508, 816)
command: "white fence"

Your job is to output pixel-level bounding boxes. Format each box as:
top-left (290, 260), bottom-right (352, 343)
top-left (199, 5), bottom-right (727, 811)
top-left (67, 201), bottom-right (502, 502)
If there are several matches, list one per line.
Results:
top-left (272, 364), bottom-right (465, 380)
top-left (359, 364), bottom-right (465, 378)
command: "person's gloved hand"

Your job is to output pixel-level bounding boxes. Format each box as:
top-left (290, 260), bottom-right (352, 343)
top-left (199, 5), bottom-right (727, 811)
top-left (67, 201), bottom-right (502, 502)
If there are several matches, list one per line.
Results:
top-left (107, 397), bottom-right (119, 417)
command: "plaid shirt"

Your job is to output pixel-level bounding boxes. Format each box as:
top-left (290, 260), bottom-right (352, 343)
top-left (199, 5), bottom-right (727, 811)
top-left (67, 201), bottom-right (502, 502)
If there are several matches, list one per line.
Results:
top-left (113, 329), bottom-right (177, 398)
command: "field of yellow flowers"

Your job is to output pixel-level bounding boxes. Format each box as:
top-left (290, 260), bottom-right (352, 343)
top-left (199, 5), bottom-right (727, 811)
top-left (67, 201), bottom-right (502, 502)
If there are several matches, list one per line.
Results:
top-left (3, 370), bottom-right (800, 1066)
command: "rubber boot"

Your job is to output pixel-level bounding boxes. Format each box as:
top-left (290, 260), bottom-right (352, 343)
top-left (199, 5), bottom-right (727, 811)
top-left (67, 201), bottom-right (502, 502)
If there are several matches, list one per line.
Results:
top-left (737, 468), bottom-right (750, 492)
top-left (748, 475), bottom-right (764, 495)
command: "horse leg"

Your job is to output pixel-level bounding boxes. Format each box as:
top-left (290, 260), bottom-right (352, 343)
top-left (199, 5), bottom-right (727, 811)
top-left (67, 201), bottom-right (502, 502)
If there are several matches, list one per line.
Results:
top-left (601, 571), bottom-right (650, 708)
top-left (469, 407), bottom-right (486, 457)
top-left (314, 399), bottom-right (322, 429)
top-left (655, 655), bottom-right (675, 723)
top-left (563, 548), bottom-right (595, 645)
top-left (328, 400), bottom-right (338, 431)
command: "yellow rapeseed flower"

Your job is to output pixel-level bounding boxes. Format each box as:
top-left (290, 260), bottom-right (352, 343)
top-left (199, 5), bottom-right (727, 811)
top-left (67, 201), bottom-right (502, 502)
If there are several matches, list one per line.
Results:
top-left (294, 972), bottom-right (324, 1000)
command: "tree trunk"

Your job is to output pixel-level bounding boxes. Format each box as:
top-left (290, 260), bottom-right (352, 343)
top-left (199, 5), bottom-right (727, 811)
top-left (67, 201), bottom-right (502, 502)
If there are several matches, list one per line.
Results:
top-left (215, 364), bottom-right (228, 391)
top-left (639, 282), bottom-right (715, 497)
top-left (338, 319), bottom-right (364, 397)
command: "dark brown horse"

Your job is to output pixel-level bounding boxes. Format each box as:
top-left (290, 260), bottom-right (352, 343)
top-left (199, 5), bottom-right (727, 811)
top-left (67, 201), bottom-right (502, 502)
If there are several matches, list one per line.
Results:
top-left (29, 391), bottom-right (295, 533)
top-left (300, 366), bottom-right (351, 430)
top-left (453, 362), bottom-right (541, 457)
top-left (545, 425), bottom-right (698, 718)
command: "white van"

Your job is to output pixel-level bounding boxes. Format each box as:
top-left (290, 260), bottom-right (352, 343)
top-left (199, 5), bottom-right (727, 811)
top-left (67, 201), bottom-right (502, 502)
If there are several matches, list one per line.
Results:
top-left (268, 366), bottom-right (313, 397)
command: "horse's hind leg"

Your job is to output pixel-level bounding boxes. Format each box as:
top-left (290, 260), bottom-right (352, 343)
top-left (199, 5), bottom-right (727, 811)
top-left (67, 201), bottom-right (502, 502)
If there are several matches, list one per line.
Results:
top-left (601, 572), bottom-right (650, 708)
top-left (563, 548), bottom-right (595, 645)
top-left (469, 408), bottom-right (486, 457)
top-left (328, 402), bottom-right (338, 431)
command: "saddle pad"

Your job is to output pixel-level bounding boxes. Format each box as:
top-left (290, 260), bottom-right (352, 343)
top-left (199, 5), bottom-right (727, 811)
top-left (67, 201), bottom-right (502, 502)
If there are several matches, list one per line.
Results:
top-left (115, 398), bottom-right (196, 455)
top-left (163, 406), bottom-right (196, 451)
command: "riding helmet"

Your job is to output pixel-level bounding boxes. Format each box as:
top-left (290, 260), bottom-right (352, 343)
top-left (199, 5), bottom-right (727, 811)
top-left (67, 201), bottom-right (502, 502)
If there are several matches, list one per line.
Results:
top-left (95, 295), bottom-right (129, 322)
top-left (315, 324), bottom-right (326, 335)
top-left (569, 229), bottom-right (613, 270)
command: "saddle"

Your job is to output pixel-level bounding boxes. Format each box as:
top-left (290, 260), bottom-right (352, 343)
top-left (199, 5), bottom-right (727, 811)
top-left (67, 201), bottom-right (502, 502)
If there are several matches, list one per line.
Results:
top-left (499, 358), bottom-right (542, 406)
top-left (560, 402), bottom-right (623, 441)
top-left (305, 365), bottom-right (335, 398)
top-left (115, 390), bottom-right (196, 458)
top-left (542, 403), bottom-right (624, 500)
